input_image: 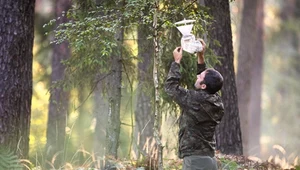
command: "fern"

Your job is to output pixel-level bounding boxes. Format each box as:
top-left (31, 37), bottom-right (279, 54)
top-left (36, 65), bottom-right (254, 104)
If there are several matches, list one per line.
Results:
top-left (0, 149), bottom-right (23, 170)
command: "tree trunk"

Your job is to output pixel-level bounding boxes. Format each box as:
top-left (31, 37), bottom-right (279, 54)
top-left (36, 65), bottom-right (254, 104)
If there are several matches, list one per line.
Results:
top-left (248, 0), bottom-right (264, 157)
top-left (0, 0), bottom-right (35, 158)
top-left (105, 19), bottom-right (123, 160)
top-left (105, 52), bottom-right (122, 159)
top-left (153, 1), bottom-right (163, 169)
top-left (92, 0), bottom-right (109, 166)
top-left (45, 0), bottom-right (71, 166)
top-left (134, 25), bottom-right (155, 160)
top-left (93, 80), bottom-right (108, 168)
top-left (236, 0), bottom-right (259, 156)
top-left (76, 85), bottom-right (88, 164)
top-left (204, 0), bottom-right (243, 155)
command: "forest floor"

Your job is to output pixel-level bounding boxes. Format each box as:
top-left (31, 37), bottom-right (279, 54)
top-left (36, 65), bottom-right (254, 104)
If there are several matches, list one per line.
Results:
top-left (113, 153), bottom-right (300, 170)
top-left (214, 153), bottom-right (287, 170)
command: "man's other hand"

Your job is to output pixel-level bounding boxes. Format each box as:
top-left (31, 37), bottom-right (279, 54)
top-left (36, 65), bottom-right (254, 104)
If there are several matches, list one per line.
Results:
top-left (173, 47), bottom-right (182, 64)
top-left (197, 39), bottom-right (206, 64)
top-left (197, 39), bottom-right (206, 56)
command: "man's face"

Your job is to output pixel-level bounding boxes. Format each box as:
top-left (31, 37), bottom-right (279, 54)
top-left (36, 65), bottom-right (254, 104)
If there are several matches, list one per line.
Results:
top-left (194, 70), bottom-right (206, 89)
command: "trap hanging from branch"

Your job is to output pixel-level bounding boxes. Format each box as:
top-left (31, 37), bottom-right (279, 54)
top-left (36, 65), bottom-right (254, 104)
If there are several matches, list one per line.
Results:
top-left (175, 19), bottom-right (203, 54)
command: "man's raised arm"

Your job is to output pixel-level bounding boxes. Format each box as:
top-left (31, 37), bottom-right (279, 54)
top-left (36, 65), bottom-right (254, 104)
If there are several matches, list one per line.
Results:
top-left (197, 39), bottom-right (207, 74)
top-left (164, 47), bottom-right (188, 106)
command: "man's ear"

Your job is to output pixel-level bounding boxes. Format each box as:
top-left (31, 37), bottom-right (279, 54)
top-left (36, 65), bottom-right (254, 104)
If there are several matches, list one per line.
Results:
top-left (200, 84), bottom-right (206, 90)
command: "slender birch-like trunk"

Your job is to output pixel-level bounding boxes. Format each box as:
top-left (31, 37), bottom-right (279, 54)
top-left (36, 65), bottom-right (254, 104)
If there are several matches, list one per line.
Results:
top-left (153, 0), bottom-right (163, 169)
top-left (105, 0), bottom-right (124, 160)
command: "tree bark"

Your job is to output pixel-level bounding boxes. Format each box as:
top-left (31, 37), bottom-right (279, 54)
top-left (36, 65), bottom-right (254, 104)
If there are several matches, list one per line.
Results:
top-left (236, 0), bottom-right (259, 156)
top-left (204, 0), bottom-right (243, 155)
top-left (0, 0), bottom-right (35, 158)
top-left (105, 51), bottom-right (122, 159)
top-left (91, 0), bottom-right (109, 166)
top-left (134, 24), bottom-right (155, 159)
top-left (93, 81), bottom-right (108, 168)
top-left (105, 11), bottom-right (123, 159)
top-left (248, 0), bottom-right (264, 157)
top-left (153, 1), bottom-right (163, 169)
top-left (45, 0), bottom-right (71, 167)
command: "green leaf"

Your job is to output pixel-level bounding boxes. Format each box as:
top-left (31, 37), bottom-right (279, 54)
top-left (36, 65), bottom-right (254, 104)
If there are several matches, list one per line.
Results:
top-left (0, 149), bottom-right (23, 170)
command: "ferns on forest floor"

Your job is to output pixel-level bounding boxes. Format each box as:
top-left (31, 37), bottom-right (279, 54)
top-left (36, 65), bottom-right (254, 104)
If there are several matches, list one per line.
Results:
top-left (0, 149), bottom-right (23, 170)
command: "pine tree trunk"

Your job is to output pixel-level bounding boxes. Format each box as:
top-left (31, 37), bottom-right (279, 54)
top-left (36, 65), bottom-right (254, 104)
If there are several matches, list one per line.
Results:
top-left (93, 81), bottom-right (108, 168)
top-left (45, 0), bottom-right (71, 166)
top-left (92, 1), bottom-right (109, 166)
top-left (204, 0), bottom-right (243, 155)
top-left (0, 0), bottom-right (35, 158)
top-left (237, 0), bottom-right (259, 156)
top-left (105, 20), bottom-right (123, 160)
top-left (248, 0), bottom-right (264, 157)
top-left (134, 24), bottom-right (155, 159)
top-left (105, 53), bottom-right (122, 159)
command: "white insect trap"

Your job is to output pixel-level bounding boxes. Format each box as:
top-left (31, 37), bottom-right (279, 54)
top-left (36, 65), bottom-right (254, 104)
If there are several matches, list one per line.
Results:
top-left (175, 19), bottom-right (202, 54)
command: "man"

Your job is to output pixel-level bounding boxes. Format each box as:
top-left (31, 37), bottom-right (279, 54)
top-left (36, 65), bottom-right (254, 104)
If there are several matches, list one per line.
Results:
top-left (164, 39), bottom-right (224, 170)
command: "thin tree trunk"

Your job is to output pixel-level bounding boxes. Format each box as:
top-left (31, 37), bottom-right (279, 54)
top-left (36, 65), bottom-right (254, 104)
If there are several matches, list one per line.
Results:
top-left (0, 0), bottom-right (35, 158)
top-left (45, 0), bottom-right (71, 167)
top-left (93, 81), bottom-right (108, 168)
top-left (248, 0), bottom-right (264, 157)
top-left (153, 0), bottom-right (163, 169)
top-left (76, 85), bottom-right (87, 164)
top-left (236, 0), bottom-right (259, 156)
top-left (204, 0), bottom-right (243, 155)
top-left (105, 3), bottom-right (124, 159)
top-left (134, 24), bottom-right (155, 159)
top-left (92, 0), bottom-right (109, 167)
top-left (105, 50), bottom-right (122, 159)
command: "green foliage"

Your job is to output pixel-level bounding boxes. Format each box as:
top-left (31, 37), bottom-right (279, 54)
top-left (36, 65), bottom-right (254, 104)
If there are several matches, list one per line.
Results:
top-left (45, 9), bottom-right (119, 90)
top-left (156, 1), bottom-right (218, 112)
top-left (41, 1), bottom-right (224, 163)
top-left (219, 157), bottom-right (240, 170)
top-left (45, 1), bottom-right (148, 93)
top-left (44, 0), bottom-right (221, 98)
top-left (0, 149), bottom-right (23, 170)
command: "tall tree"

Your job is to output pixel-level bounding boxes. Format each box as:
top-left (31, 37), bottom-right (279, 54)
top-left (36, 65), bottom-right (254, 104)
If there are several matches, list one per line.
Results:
top-left (134, 24), bottom-right (155, 159)
top-left (105, 40), bottom-right (123, 159)
top-left (45, 0), bottom-right (71, 167)
top-left (153, 0), bottom-right (163, 169)
top-left (236, 0), bottom-right (264, 156)
top-left (204, 0), bottom-right (243, 155)
top-left (105, 1), bottom-right (124, 159)
top-left (49, 0), bottom-right (128, 162)
top-left (93, 81), bottom-right (108, 167)
top-left (248, 0), bottom-right (264, 157)
top-left (93, 0), bottom-right (109, 164)
top-left (0, 0), bottom-right (35, 158)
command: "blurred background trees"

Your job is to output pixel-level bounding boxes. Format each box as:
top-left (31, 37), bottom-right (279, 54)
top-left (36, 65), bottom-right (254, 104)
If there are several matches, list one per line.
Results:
top-left (261, 0), bottom-right (300, 160)
top-left (44, 0), bottom-right (71, 167)
top-left (0, 0), bottom-right (299, 169)
top-left (236, 0), bottom-right (264, 157)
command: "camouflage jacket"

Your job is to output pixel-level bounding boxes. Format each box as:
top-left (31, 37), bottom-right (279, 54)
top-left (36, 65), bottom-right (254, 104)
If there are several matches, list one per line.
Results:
top-left (164, 62), bottom-right (224, 158)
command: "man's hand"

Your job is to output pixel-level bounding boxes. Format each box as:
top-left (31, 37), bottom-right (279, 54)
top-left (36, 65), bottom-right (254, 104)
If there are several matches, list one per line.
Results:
top-left (197, 39), bottom-right (206, 64)
top-left (173, 47), bottom-right (182, 64)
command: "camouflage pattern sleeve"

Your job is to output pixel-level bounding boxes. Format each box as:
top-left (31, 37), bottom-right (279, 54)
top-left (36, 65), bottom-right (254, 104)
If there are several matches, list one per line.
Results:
top-left (164, 62), bottom-right (188, 107)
